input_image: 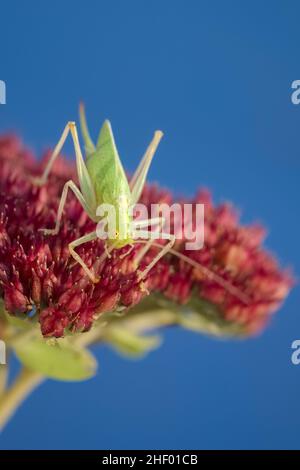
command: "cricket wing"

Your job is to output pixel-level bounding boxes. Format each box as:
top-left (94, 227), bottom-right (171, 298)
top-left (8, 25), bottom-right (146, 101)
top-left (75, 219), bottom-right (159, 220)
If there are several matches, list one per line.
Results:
top-left (86, 120), bottom-right (131, 205)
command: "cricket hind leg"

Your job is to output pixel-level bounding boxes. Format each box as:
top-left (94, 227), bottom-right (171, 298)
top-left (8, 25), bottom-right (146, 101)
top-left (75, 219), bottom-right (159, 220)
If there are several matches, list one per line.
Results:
top-left (39, 180), bottom-right (92, 236)
top-left (68, 231), bottom-right (99, 283)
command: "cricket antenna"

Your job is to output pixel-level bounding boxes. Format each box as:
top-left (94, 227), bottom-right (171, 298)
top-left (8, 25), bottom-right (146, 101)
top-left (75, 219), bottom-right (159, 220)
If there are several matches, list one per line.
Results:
top-left (79, 101), bottom-right (95, 155)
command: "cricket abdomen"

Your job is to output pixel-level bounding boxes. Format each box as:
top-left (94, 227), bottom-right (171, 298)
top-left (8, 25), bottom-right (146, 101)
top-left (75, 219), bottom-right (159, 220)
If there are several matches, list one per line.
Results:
top-left (112, 193), bottom-right (134, 247)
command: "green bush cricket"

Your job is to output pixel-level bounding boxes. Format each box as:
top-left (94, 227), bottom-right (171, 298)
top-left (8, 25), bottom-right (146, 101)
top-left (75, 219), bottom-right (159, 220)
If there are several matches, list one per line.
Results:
top-left (34, 104), bottom-right (176, 284)
top-left (34, 105), bottom-right (248, 304)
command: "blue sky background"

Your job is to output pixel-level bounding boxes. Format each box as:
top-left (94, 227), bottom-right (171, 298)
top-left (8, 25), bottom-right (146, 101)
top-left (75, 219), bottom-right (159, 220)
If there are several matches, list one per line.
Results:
top-left (0, 0), bottom-right (299, 449)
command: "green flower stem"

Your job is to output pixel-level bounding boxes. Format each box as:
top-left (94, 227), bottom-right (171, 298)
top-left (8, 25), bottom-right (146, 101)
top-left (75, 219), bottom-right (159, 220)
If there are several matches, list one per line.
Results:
top-left (111, 309), bottom-right (177, 333)
top-left (0, 367), bottom-right (43, 431)
top-left (0, 363), bottom-right (8, 397)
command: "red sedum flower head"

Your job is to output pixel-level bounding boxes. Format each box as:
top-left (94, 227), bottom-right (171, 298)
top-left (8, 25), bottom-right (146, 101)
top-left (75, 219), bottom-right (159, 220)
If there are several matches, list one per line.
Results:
top-left (0, 135), bottom-right (293, 338)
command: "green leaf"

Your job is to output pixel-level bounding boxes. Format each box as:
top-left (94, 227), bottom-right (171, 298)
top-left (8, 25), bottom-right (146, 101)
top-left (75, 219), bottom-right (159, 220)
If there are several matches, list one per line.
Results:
top-left (14, 337), bottom-right (97, 381)
top-left (105, 327), bottom-right (161, 358)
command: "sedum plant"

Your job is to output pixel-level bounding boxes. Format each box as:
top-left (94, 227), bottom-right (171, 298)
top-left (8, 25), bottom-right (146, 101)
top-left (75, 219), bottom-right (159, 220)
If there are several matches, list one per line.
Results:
top-left (0, 128), bottom-right (293, 430)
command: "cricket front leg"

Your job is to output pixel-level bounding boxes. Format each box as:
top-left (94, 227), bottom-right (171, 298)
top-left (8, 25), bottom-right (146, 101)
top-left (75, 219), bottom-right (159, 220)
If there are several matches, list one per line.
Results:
top-left (40, 180), bottom-right (91, 235)
top-left (69, 231), bottom-right (99, 283)
top-left (131, 216), bottom-right (165, 268)
top-left (134, 228), bottom-right (175, 281)
top-left (32, 122), bottom-right (74, 186)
